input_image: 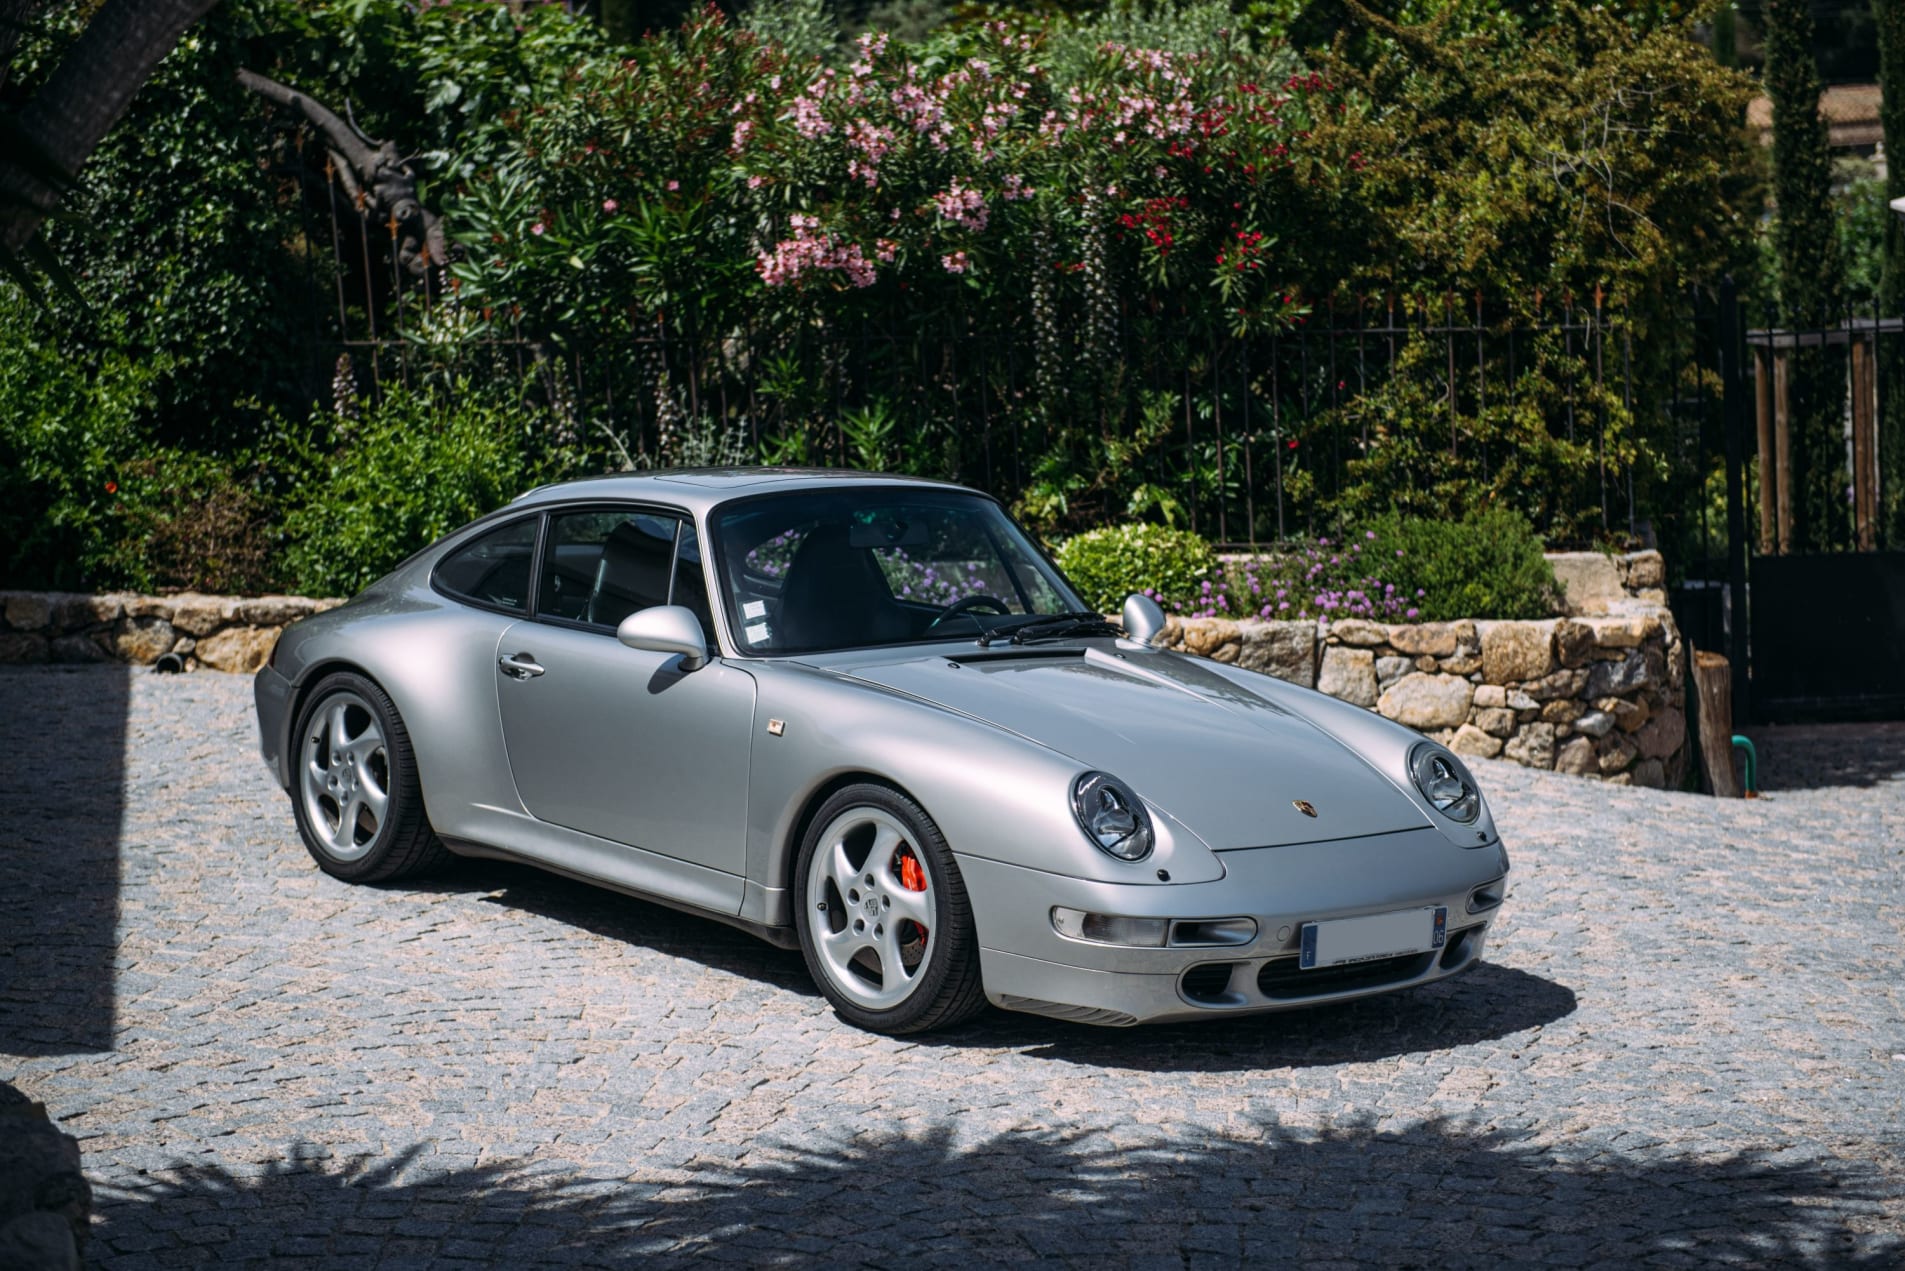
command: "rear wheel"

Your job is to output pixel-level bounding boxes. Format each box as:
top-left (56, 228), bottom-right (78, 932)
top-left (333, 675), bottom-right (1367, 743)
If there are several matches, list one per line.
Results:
top-left (794, 784), bottom-right (986, 1034)
top-left (291, 671), bottom-right (449, 883)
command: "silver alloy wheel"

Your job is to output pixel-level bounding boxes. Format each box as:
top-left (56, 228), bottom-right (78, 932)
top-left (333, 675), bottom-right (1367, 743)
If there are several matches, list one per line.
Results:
top-left (806, 806), bottom-right (937, 1011)
top-left (299, 691), bottom-right (391, 863)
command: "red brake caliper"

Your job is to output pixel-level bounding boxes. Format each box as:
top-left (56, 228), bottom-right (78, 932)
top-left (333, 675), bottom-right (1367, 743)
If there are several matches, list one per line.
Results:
top-left (895, 846), bottom-right (929, 960)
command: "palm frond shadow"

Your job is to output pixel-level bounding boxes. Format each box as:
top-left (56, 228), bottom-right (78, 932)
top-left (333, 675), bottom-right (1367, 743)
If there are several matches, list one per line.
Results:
top-left (98, 1118), bottom-right (1902, 1267)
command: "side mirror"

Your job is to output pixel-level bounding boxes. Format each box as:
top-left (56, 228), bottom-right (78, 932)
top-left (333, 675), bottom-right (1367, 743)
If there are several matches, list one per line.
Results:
top-left (1121, 593), bottom-right (1167, 646)
top-left (616, 605), bottom-right (710, 670)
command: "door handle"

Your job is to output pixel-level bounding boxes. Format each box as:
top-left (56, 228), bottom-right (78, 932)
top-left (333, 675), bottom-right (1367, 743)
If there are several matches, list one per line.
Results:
top-left (498, 652), bottom-right (545, 680)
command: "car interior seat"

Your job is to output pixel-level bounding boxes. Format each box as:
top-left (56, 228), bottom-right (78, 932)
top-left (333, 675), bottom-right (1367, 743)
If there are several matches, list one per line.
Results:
top-left (585, 520), bottom-right (676, 628)
top-left (776, 524), bottom-right (907, 650)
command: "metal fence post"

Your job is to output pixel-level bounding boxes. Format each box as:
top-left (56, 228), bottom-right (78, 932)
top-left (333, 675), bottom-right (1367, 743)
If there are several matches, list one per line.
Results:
top-left (1719, 276), bottom-right (1751, 727)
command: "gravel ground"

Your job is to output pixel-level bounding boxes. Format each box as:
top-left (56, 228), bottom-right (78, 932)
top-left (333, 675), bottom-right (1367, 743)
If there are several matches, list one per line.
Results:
top-left (3, 665), bottom-right (1902, 1268)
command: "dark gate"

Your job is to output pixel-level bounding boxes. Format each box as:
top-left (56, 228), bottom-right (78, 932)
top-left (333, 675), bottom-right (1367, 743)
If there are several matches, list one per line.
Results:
top-left (1718, 289), bottom-right (1905, 724)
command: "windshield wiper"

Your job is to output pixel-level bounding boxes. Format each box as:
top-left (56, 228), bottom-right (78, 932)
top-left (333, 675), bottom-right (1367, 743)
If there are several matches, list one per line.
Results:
top-left (977, 611), bottom-right (1124, 647)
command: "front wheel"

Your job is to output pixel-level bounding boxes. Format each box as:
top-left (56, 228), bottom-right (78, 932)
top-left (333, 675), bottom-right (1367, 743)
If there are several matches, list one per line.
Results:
top-left (291, 671), bottom-right (449, 883)
top-left (794, 784), bottom-right (986, 1034)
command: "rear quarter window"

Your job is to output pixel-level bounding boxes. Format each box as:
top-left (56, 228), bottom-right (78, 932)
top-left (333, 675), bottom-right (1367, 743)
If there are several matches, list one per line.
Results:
top-left (433, 516), bottom-right (538, 613)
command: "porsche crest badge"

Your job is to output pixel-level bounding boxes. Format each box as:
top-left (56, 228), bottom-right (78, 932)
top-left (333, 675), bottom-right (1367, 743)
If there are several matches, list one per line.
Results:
top-left (1292, 800), bottom-right (1318, 818)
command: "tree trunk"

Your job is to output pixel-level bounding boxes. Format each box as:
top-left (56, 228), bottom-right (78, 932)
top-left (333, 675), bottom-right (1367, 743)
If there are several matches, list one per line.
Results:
top-left (0, 0), bottom-right (220, 254)
top-left (1691, 650), bottom-right (1741, 798)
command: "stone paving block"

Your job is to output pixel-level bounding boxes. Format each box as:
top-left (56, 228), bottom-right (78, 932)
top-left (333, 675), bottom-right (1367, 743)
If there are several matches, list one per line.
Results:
top-left (2, 668), bottom-right (1903, 1267)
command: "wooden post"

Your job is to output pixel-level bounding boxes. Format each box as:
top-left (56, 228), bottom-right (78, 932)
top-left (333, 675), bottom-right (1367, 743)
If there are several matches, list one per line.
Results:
top-left (1754, 345), bottom-right (1776, 555)
top-left (1692, 650), bottom-right (1742, 798)
top-left (1851, 334), bottom-right (1878, 551)
top-left (1773, 348), bottom-right (1793, 554)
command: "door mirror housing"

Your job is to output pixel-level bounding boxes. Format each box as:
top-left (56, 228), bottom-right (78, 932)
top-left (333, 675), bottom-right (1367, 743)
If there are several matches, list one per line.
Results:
top-left (616, 605), bottom-right (710, 670)
top-left (1121, 592), bottom-right (1167, 645)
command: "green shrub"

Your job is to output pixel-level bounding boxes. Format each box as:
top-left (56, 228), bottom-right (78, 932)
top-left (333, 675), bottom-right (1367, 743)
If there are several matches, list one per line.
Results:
top-left (1371, 508), bottom-right (1562, 622)
top-left (96, 449), bottom-right (279, 595)
top-left (275, 380), bottom-right (570, 597)
top-left (0, 317), bottom-right (163, 590)
top-left (1054, 524), bottom-right (1218, 613)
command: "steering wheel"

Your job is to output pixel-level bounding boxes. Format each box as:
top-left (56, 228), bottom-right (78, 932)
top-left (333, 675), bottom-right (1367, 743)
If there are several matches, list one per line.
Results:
top-left (926, 594), bottom-right (1012, 630)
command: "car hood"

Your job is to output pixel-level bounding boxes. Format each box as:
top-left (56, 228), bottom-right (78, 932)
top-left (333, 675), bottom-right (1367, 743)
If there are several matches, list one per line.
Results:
top-left (824, 644), bottom-right (1429, 850)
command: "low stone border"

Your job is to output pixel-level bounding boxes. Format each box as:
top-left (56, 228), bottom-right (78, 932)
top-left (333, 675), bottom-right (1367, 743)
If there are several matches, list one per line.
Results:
top-left (0, 551), bottom-right (1683, 783)
top-left (1154, 551), bottom-right (1687, 785)
top-left (0, 591), bottom-right (343, 675)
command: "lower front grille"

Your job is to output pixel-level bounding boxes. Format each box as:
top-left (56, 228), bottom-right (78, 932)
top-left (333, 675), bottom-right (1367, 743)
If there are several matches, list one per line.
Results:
top-left (1256, 950), bottom-right (1435, 1000)
top-left (996, 994), bottom-right (1139, 1027)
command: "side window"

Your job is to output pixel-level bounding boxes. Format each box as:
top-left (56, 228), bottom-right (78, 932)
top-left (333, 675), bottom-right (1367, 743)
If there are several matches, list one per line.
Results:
top-left (672, 523), bottom-right (716, 636)
top-left (434, 517), bottom-right (537, 613)
top-left (539, 509), bottom-right (681, 630)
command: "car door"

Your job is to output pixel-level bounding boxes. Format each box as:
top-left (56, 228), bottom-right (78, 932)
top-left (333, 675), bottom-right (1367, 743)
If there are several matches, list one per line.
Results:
top-left (495, 505), bottom-right (755, 904)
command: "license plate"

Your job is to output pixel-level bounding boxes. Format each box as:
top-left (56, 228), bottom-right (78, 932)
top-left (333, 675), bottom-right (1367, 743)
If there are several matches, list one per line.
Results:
top-left (1299, 906), bottom-right (1446, 970)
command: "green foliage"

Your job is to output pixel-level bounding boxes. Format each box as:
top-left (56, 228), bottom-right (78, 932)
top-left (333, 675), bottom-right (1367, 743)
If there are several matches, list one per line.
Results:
top-left (274, 380), bottom-right (569, 597)
top-left (1837, 166), bottom-right (1887, 306)
top-left (0, 313), bottom-right (163, 589)
top-left (1761, 0), bottom-right (1848, 550)
top-left (4, 2), bottom-right (329, 445)
top-left (1053, 523), bottom-right (1218, 612)
top-left (1368, 508), bottom-right (1561, 622)
top-left (740, 0), bottom-right (843, 63)
top-left (1040, 0), bottom-right (1280, 87)
top-left (1308, 326), bottom-right (1636, 542)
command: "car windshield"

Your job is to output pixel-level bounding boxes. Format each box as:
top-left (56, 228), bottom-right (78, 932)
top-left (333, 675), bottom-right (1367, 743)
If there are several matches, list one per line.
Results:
top-left (710, 487), bottom-right (1089, 655)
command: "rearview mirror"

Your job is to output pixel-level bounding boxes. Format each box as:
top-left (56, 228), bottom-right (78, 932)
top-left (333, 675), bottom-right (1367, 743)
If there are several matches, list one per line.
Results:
top-left (1121, 593), bottom-right (1167, 646)
top-left (616, 605), bottom-right (710, 670)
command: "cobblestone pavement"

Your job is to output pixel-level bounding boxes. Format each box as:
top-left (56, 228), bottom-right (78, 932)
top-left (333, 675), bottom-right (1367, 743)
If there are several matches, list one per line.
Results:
top-left (3, 665), bottom-right (1902, 1268)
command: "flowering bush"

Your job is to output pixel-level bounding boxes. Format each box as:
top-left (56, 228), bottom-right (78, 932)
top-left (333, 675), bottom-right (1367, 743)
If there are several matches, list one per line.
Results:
top-left (1186, 532), bottom-right (1423, 623)
top-left (449, 11), bottom-right (1337, 319)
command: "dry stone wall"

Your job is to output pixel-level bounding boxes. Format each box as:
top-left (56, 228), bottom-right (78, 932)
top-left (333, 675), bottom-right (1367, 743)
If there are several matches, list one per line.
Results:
top-left (1154, 550), bottom-right (1687, 786)
top-left (0, 551), bottom-right (1682, 783)
top-left (0, 591), bottom-right (343, 675)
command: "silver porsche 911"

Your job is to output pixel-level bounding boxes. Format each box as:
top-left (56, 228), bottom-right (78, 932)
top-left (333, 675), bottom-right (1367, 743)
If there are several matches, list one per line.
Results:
top-left (254, 470), bottom-right (1509, 1033)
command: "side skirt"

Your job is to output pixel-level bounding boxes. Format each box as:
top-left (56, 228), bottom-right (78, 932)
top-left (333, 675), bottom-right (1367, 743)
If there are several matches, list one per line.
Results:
top-left (440, 835), bottom-right (802, 951)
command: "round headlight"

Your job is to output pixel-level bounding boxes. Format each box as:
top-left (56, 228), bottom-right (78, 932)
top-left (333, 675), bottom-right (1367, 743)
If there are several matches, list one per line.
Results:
top-left (1070, 771), bottom-right (1154, 862)
top-left (1409, 743), bottom-right (1481, 823)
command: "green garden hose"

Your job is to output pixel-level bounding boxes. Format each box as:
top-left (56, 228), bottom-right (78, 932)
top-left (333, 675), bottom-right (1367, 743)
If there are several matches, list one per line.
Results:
top-left (1732, 735), bottom-right (1758, 798)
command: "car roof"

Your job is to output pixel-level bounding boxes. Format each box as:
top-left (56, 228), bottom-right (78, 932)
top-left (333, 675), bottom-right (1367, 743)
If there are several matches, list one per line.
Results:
top-left (508, 468), bottom-right (977, 518)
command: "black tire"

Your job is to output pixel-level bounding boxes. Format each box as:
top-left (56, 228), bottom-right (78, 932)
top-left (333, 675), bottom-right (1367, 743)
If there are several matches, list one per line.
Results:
top-left (793, 783), bottom-right (988, 1035)
top-left (289, 670), bottom-right (450, 883)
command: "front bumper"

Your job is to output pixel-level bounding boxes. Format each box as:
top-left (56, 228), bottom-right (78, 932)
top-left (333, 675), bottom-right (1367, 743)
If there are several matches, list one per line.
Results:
top-left (254, 663), bottom-right (295, 790)
top-left (960, 827), bottom-right (1509, 1026)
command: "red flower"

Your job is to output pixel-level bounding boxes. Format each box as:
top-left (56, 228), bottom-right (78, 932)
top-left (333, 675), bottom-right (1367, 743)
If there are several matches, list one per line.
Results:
top-left (104, 481), bottom-right (117, 494)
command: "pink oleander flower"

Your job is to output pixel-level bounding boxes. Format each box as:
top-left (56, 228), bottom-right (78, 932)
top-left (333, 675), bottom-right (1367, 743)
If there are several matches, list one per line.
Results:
top-left (790, 95), bottom-right (831, 139)
top-left (601, 199), bottom-right (618, 213)
top-left (941, 250), bottom-right (969, 274)
top-left (933, 181), bottom-right (988, 231)
top-left (757, 214), bottom-right (877, 289)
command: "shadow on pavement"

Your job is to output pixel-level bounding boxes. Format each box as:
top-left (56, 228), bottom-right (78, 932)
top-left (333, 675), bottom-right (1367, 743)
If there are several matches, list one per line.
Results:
top-left (418, 863), bottom-right (1569, 1062)
top-left (941, 961), bottom-right (1578, 1071)
top-left (411, 860), bottom-right (822, 999)
top-left (93, 1119), bottom-right (1901, 1266)
top-left (1748, 722), bottom-right (1905, 792)
top-left (0, 666), bottom-right (129, 1056)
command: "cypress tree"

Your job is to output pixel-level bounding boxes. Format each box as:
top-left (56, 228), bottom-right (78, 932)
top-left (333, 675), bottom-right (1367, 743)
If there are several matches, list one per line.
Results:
top-left (1877, 0), bottom-right (1905, 546)
top-left (1763, 0), bottom-right (1849, 550)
